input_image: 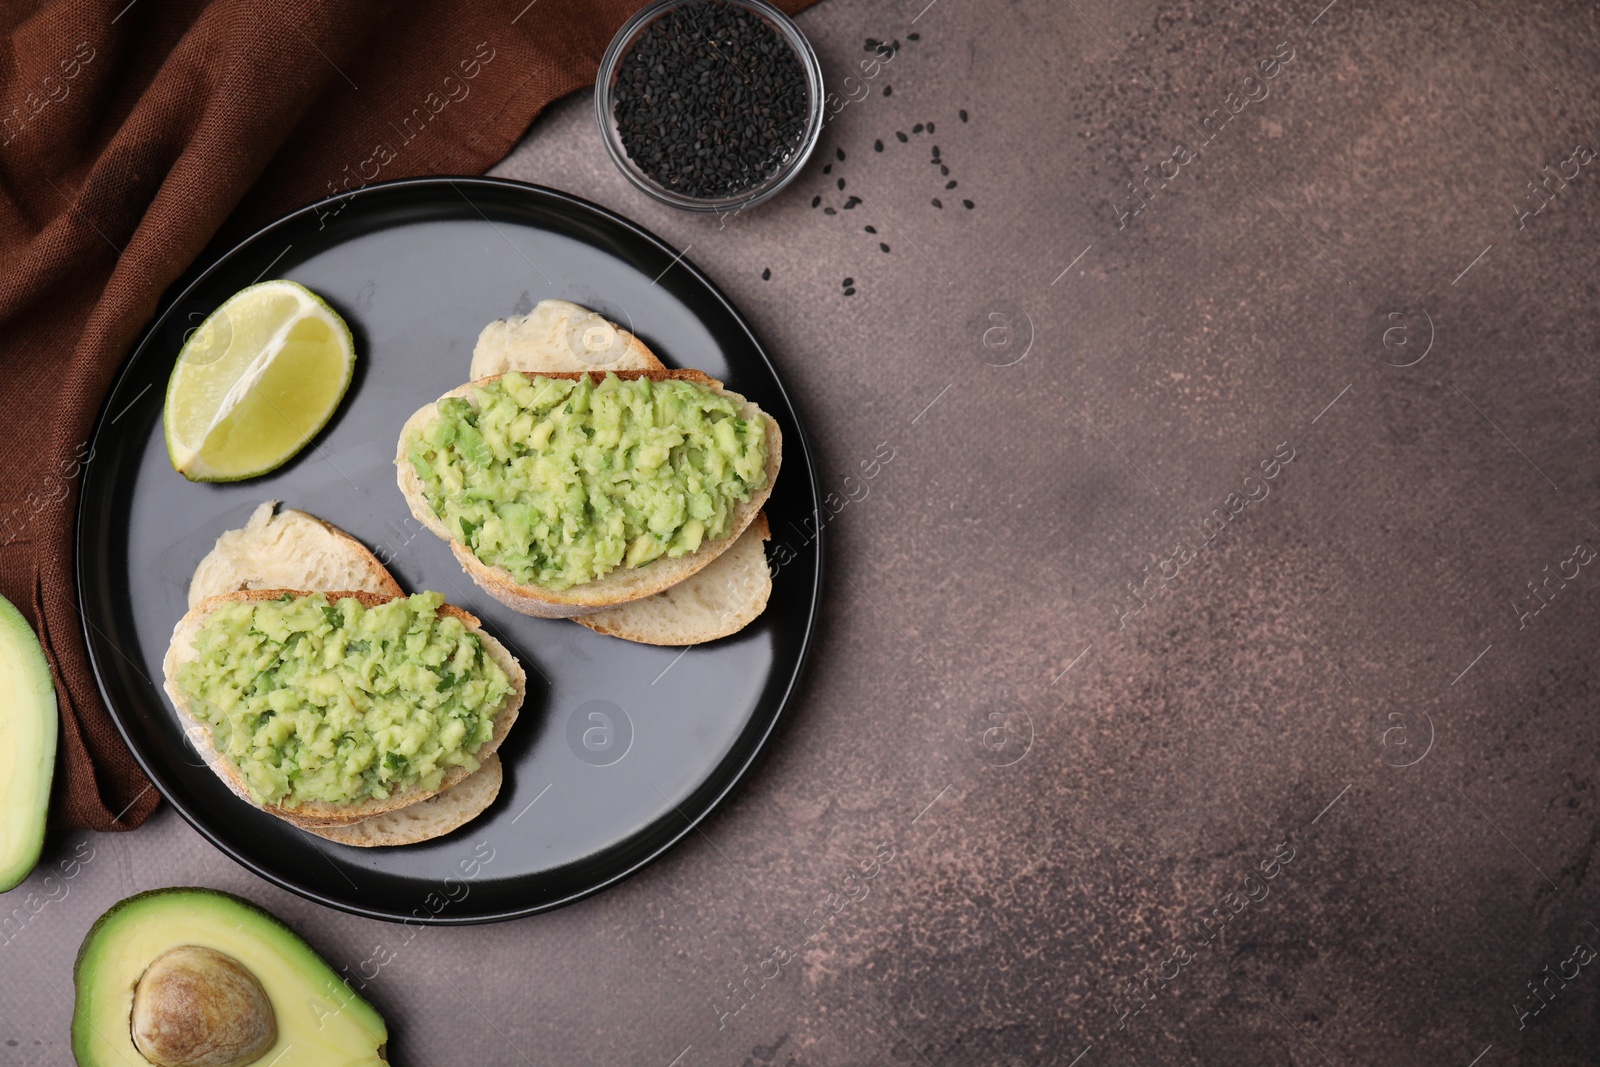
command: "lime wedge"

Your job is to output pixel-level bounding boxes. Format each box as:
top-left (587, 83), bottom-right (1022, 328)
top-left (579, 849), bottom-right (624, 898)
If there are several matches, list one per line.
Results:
top-left (164, 279), bottom-right (356, 482)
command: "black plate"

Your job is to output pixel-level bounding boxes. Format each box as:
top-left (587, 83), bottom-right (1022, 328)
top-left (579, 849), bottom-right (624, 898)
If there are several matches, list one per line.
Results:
top-left (76, 177), bottom-right (820, 923)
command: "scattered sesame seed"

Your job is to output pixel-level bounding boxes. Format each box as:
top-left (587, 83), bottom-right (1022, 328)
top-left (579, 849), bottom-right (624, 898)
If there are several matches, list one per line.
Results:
top-left (963, 199), bottom-right (974, 209)
top-left (932, 198), bottom-right (943, 208)
top-left (896, 131), bottom-right (908, 142)
top-left (823, 164), bottom-right (832, 175)
top-left (811, 195), bottom-right (821, 207)
top-left (864, 225), bottom-right (877, 233)
top-left (879, 242), bottom-right (890, 252)
top-left (946, 180), bottom-right (957, 189)
top-left (883, 85), bottom-right (892, 96)
top-left (761, 267), bottom-right (771, 280)
top-left (836, 147), bottom-right (845, 161)
top-left (837, 177), bottom-right (846, 190)
top-left (912, 123), bottom-right (924, 133)
top-left (823, 207), bottom-right (836, 214)
top-left (844, 287), bottom-right (856, 296)
top-left (843, 277), bottom-right (854, 286)
top-left (874, 139), bottom-right (884, 152)
top-left (908, 32), bottom-right (920, 40)
top-left (959, 108), bottom-right (968, 122)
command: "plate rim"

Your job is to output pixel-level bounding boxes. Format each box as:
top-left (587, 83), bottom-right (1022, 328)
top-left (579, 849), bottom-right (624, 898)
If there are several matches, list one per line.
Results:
top-left (74, 175), bottom-right (824, 923)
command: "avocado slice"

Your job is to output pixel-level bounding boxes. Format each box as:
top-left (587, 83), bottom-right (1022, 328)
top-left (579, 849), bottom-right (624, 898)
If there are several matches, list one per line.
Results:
top-left (73, 888), bottom-right (388, 1067)
top-left (0, 593), bottom-right (56, 893)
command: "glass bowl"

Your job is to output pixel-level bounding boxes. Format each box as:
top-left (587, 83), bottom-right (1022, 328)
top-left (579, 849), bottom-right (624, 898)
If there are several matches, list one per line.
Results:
top-left (595, 0), bottom-right (824, 213)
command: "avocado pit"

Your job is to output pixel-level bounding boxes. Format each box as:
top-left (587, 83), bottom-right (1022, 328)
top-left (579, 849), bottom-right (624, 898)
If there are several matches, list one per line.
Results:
top-left (130, 945), bottom-right (277, 1067)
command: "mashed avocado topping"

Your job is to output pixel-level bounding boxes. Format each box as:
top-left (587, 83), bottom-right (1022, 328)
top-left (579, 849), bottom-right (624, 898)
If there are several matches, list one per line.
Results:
top-left (406, 372), bottom-right (769, 590)
top-left (174, 592), bottom-right (510, 808)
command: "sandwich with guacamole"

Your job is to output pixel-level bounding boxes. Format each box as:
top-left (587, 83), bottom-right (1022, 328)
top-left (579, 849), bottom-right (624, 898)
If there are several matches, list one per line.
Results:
top-left (393, 299), bottom-right (782, 642)
top-left (164, 503), bottom-right (525, 847)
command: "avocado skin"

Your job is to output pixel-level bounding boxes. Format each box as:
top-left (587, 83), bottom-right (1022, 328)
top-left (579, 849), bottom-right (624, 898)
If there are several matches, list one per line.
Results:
top-left (0, 592), bottom-right (56, 893)
top-left (73, 887), bottom-right (388, 1067)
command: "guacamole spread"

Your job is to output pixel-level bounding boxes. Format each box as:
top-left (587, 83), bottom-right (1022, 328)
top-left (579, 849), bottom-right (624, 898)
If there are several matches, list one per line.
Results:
top-left (174, 592), bottom-right (510, 807)
top-left (406, 372), bottom-right (768, 590)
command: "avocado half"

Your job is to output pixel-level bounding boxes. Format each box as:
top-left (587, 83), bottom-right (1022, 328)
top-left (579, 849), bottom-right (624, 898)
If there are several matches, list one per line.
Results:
top-left (0, 592), bottom-right (57, 893)
top-left (73, 887), bottom-right (387, 1067)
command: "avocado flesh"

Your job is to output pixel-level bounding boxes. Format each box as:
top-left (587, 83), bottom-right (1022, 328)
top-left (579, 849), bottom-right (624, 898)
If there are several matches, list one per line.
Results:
top-left (74, 888), bottom-right (387, 1067)
top-left (0, 593), bottom-right (57, 893)
top-left (408, 372), bottom-right (769, 589)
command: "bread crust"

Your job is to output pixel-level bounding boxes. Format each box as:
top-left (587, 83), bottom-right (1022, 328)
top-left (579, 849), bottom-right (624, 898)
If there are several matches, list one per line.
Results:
top-left (395, 369), bottom-right (782, 618)
top-left (162, 589), bottom-right (526, 828)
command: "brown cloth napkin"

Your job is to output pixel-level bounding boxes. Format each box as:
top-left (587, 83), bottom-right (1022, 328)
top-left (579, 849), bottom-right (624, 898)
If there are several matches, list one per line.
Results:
top-left (0, 0), bottom-right (815, 832)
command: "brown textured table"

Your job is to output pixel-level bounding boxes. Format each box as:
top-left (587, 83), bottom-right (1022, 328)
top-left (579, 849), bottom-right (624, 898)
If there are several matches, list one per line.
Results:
top-left (7, 0), bottom-right (1600, 1063)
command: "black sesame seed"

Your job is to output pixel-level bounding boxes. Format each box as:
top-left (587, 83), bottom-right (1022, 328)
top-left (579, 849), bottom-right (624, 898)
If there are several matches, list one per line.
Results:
top-left (844, 287), bottom-right (856, 296)
top-left (946, 180), bottom-right (957, 189)
top-left (932, 198), bottom-right (943, 208)
top-left (879, 242), bottom-right (890, 252)
top-left (883, 85), bottom-right (892, 96)
top-left (811, 195), bottom-right (821, 207)
top-left (836, 147), bottom-right (845, 161)
top-left (896, 131), bottom-right (908, 142)
top-left (932, 145), bottom-right (941, 157)
top-left (612, 1), bottom-right (809, 199)
top-left (843, 196), bottom-right (861, 208)
top-left (908, 32), bottom-right (920, 40)
top-left (864, 38), bottom-right (880, 50)
top-left (843, 277), bottom-right (854, 286)
top-left (837, 177), bottom-right (846, 190)
top-left (912, 123), bottom-right (924, 133)
top-left (761, 267), bottom-right (771, 280)
top-left (963, 199), bottom-right (974, 209)
top-left (940, 164), bottom-right (949, 176)
top-left (927, 122), bottom-right (935, 133)
top-left (959, 108), bottom-right (968, 122)
top-left (874, 138), bottom-right (884, 152)
top-left (864, 225), bottom-right (877, 233)
top-left (823, 163), bottom-right (832, 175)
top-left (823, 206), bottom-right (836, 214)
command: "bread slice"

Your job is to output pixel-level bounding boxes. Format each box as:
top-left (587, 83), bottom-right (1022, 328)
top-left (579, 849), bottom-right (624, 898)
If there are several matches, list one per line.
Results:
top-left (470, 299), bottom-right (667, 380)
top-left (395, 369), bottom-right (782, 619)
top-left (475, 303), bottom-right (775, 645)
top-left (305, 753), bottom-right (503, 846)
top-left (163, 589), bottom-right (526, 829)
top-left (189, 501), bottom-right (402, 608)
